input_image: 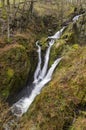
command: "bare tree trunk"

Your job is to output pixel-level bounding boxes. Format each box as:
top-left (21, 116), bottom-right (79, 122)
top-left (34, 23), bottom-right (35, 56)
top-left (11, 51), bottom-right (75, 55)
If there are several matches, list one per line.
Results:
top-left (1, 0), bottom-right (5, 7)
top-left (60, 0), bottom-right (64, 26)
top-left (23, 0), bottom-right (27, 12)
top-left (7, 0), bottom-right (10, 41)
top-left (13, 0), bottom-right (15, 7)
top-left (29, 0), bottom-right (34, 14)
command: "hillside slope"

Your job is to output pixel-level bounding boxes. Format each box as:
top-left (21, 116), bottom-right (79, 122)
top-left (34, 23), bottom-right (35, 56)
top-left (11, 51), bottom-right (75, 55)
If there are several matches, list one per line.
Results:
top-left (18, 14), bottom-right (86, 130)
top-left (0, 2), bottom-right (86, 130)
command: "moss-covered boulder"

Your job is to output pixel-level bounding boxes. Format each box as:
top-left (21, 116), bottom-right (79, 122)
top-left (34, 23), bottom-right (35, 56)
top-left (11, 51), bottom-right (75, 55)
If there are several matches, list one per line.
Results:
top-left (0, 44), bottom-right (30, 100)
top-left (61, 23), bottom-right (78, 44)
top-left (49, 39), bottom-right (66, 66)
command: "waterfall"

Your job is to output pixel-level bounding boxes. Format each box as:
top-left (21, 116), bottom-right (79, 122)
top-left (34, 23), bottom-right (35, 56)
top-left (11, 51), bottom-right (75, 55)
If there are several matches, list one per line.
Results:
top-left (48, 26), bottom-right (66, 39)
top-left (11, 57), bottom-right (62, 117)
top-left (11, 27), bottom-right (65, 117)
top-left (11, 13), bottom-right (82, 117)
top-left (73, 14), bottom-right (82, 23)
top-left (33, 41), bottom-right (42, 84)
top-left (38, 40), bottom-right (54, 80)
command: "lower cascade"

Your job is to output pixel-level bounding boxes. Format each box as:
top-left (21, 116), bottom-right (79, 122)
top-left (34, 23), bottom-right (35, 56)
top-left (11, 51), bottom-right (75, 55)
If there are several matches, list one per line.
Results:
top-left (10, 26), bottom-right (65, 117)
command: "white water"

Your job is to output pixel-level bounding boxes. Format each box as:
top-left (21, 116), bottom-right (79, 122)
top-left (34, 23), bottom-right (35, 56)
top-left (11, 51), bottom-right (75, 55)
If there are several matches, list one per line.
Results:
top-left (48, 26), bottom-right (66, 39)
top-left (33, 41), bottom-right (42, 84)
top-left (73, 14), bottom-right (82, 22)
top-left (38, 40), bottom-right (54, 80)
top-left (11, 57), bottom-right (62, 117)
top-left (11, 14), bottom-right (82, 117)
top-left (11, 27), bottom-right (65, 117)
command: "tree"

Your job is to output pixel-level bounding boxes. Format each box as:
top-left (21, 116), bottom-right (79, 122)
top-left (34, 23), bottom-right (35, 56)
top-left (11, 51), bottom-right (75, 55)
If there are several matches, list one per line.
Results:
top-left (7, 0), bottom-right (10, 41)
top-left (1, 0), bottom-right (5, 7)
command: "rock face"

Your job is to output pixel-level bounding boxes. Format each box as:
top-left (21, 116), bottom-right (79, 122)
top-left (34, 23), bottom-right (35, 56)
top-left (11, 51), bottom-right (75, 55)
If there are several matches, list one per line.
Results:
top-left (0, 44), bottom-right (30, 100)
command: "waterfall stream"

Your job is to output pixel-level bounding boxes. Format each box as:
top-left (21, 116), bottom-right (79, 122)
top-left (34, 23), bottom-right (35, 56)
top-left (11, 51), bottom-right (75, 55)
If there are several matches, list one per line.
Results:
top-left (38, 40), bottom-right (54, 81)
top-left (73, 14), bottom-right (82, 22)
top-left (11, 27), bottom-right (65, 117)
top-left (11, 13), bottom-right (83, 117)
top-left (33, 41), bottom-right (42, 84)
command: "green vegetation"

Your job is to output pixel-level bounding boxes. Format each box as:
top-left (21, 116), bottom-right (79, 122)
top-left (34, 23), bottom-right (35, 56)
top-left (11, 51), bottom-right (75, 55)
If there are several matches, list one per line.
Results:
top-left (0, 0), bottom-right (86, 130)
top-left (19, 23), bottom-right (86, 130)
top-left (0, 45), bottom-right (30, 99)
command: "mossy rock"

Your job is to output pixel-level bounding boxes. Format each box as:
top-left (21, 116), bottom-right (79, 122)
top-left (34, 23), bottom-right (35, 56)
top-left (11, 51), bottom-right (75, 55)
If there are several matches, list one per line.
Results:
top-left (39, 36), bottom-right (48, 50)
top-left (61, 23), bottom-right (78, 44)
top-left (0, 45), bottom-right (30, 100)
top-left (49, 39), bottom-right (66, 66)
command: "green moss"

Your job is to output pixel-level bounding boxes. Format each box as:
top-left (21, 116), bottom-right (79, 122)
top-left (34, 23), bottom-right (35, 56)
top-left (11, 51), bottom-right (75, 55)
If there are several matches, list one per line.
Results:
top-left (2, 87), bottom-right (10, 99)
top-left (6, 68), bottom-right (14, 80)
top-left (0, 3), bottom-right (2, 8)
top-left (40, 36), bottom-right (48, 50)
top-left (72, 44), bottom-right (79, 50)
top-left (49, 39), bottom-right (66, 66)
top-left (61, 24), bottom-right (78, 44)
top-left (2, 9), bottom-right (7, 20)
top-left (0, 45), bottom-right (31, 100)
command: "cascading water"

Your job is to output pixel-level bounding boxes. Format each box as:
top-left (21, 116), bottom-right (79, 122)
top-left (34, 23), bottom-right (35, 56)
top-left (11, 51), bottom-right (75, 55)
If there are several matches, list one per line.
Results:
top-left (11, 57), bottom-right (62, 117)
top-left (73, 14), bottom-right (82, 22)
top-left (33, 41), bottom-right (42, 84)
top-left (11, 13), bottom-right (83, 117)
top-left (48, 26), bottom-right (66, 39)
top-left (38, 40), bottom-right (54, 80)
top-left (11, 27), bottom-right (65, 117)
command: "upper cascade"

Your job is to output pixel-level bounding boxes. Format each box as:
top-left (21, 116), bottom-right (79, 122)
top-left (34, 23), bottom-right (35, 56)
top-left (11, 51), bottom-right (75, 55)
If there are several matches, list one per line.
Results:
top-left (48, 26), bottom-right (66, 39)
top-left (73, 14), bottom-right (82, 22)
top-left (33, 41), bottom-right (42, 84)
